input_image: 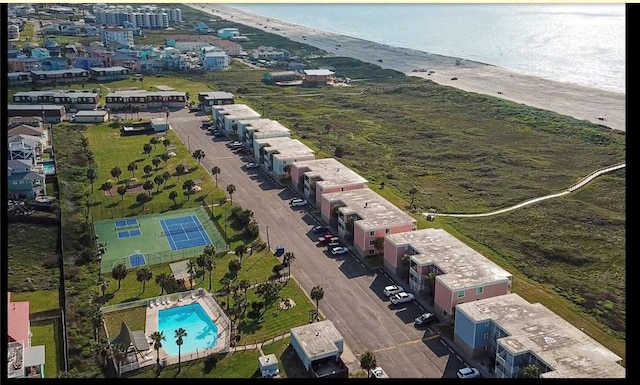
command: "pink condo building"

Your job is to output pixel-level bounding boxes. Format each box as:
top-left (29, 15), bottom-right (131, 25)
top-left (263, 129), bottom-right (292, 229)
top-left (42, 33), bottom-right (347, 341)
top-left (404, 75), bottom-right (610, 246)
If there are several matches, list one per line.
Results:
top-left (320, 188), bottom-right (417, 258)
top-left (384, 228), bottom-right (512, 324)
top-left (290, 158), bottom-right (369, 207)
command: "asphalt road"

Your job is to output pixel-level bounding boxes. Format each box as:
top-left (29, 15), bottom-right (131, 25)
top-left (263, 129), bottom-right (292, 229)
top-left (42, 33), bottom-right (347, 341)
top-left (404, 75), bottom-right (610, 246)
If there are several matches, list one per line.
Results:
top-left (145, 108), bottom-right (466, 378)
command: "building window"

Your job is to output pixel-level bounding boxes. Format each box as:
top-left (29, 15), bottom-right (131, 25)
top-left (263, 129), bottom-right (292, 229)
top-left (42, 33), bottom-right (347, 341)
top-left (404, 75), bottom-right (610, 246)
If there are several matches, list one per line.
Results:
top-left (485, 321), bottom-right (490, 327)
top-left (385, 228), bottom-right (390, 234)
top-left (369, 240), bottom-right (375, 246)
top-left (369, 231), bottom-right (375, 237)
top-left (443, 309), bottom-right (448, 317)
top-left (476, 287), bottom-right (484, 295)
top-left (484, 333), bottom-right (489, 339)
top-left (368, 249), bottom-right (375, 255)
top-left (457, 291), bottom-right (465, 298)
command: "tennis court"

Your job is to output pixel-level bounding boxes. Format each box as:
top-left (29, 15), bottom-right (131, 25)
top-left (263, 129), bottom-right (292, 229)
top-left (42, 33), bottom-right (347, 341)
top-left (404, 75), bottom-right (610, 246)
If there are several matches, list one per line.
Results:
top-left (94, 207), bottom-right (226, 274)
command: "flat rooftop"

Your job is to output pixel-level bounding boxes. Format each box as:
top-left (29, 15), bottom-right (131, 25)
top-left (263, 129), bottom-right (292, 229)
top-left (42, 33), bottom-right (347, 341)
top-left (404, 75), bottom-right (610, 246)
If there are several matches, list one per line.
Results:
top-left (199, 91), bottom-right (234, 99)
top-left (292, 158), bottom-right (368, 189)
top-left (239, 119), bottom-right (290, 138)
top-left (254, 138), bottom-right (315, 159)
top-left (106, 91), bottom-right (186, 97)
top-left (14, 90), bottom-right (99, 98)
top-left (290, 320), bottom-right (342, 360)
top-left (386, 228), bottom-right (512, 291)
top-left (323, 188), bottom-right (416, 231)
top-left (8, 104), bottom-right (65, 111)
top-left (456, 294), bottom-right (625, 378)
top-left (214, 104), bottom-right (260, 119)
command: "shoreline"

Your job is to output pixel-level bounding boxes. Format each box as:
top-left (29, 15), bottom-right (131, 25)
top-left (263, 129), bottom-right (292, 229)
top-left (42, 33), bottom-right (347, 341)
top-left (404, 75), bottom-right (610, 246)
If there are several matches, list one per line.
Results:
top-left (187, 3), bottom-right (625, 132)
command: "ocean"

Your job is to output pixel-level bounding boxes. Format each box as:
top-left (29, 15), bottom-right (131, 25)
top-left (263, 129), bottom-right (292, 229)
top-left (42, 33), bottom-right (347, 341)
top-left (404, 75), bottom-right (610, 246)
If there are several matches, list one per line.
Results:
top-left (228, 3), bottom-right (625, 94)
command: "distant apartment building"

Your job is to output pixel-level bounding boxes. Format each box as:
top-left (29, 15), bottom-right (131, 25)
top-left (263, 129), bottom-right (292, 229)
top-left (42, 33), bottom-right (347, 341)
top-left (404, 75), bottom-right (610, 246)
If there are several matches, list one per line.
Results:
top-left (8, 105), bottom-right (67, 123)
top-left (100, 27), bottom-right (134, 49)
top-left (217, 28), bottom-right (240, 40)
top-left (8, 58), bottom-right (41, 72)
top-left (237, 118), bottom-right (290, 149)
top-left (212, 104), bottom-right (261, 134)
top-left (89, 66), bottom-right (130, 82)
top-left (12, 90), bottom-right (100, 111)
top-left (304, 69), bottom-right (336, 86)
top-left (94, 6), bottom-right (180, 29)
top-left (290, 158), bottom-right (369, 208)
top-left (320, 188), bottom-right (417, 258)
top-left (29, 68), bottom-right (89, 85)
top-left (454, 293), bottom-right (625, 378)
top-left (167, 35), bottom-right (243, 57)
top-left (197, 91), bottom-right (235, 111)
top-left (251, 46), bottom-right (290, 61)
top-left (384, 228), bottom-right (513, 322)
top-left (203, 51), bottom-right (230, 70)
top-left (8, 72), bottom-right (32, 87)
top-left (253, 138), bottom-right (315, 179)
top-left (8, 24), bottom-right (20, 40)
top-left (105, 91), bottom-right (187, 111)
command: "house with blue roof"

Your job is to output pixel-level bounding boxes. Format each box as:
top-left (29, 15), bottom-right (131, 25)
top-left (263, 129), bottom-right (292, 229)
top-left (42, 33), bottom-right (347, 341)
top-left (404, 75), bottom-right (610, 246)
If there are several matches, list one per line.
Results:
top-left (30, 48), bottom-right (51, 60)
top-left (7, 160), bottom-right (45, 200)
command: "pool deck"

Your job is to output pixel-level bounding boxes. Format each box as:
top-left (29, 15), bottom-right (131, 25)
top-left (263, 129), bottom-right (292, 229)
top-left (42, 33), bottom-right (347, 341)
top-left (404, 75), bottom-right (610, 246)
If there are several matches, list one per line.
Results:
top-left (144, 291), bottom-right (230, 365)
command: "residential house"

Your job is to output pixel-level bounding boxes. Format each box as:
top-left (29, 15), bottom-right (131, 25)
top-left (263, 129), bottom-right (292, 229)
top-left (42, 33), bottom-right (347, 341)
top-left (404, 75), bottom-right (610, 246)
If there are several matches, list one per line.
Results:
top-left (75, 57), bottom-right (106, 71)
top-left (105, 91), bottom-right (186, 111)
top-left (303, 69), bottom-right (336, 86)
top-left (253, 137), bottom-right (315, 179)
top-left (110, 52), bottom-right (140, 70)
top-left (8, 24), bottom-right (20, 40)
top-left (168, 35), bottom-right (243, 57)
top-left (100, 27), bottom-right (134, 49)
top-left (63, 44), bottom-right (80, 60)
top-left (30, 68), bottom-right (89, 85)
top-left (8, 72), bottom-right (32, 87)
top-left (8, 48), bottom-right (22, 59)
top-left (262, 71), bottom-right (302, 84)
top-left (203, 51), bottom-right (230, 70)
top-left (72, 110), bottom-right (109, 123)
top-left (217, 27), bottom-right (240, 40)
top-left (42, 40), bottom-right (61, 57)
top-left (454, 293), bottom-right (625, 378)
top-left (7, 159), bottom-right (46, 199)
top-left (7, 293), bottom-right (46, 378)
top-left (290, 320), bottom-right (348, 378)
top-left (197, 91), bottom-right (235, 111)
top-left (85, 25), bottom-right (100, 36)
top-left (89, 66), bottom-right (130, 82)
top-left (290, 158), bottom-right (368, 208)
top-left (212, 104), bottom-right (261, 134)
top-left (8, 124), bottom-right (45, 140)
top-left (12, 90), bottom-right (100, 111)
top-left (194, 21), bottom-right (211, 34)
top-left (139, 58), bottom-right (163, 74)
top-left (39, 57), bottom-right (69, 71)
top-left (384, 228), bottom-right (512, 322)
top-left (237, 118), bottom-right (290, 149)
top-left (8, 117), bottom-right (43, 130)
top-left (8, 58), bottom-right (41, 72)
top-left (8, 105), bottom-right (67, 123)
top-left (30, 48), bottom-right (51, 60)
top-left (320, 188), bottom-right (417, 258)
top-left (8, 134), bottom-right (42, 164)
top-left (252, 46), bottom-right (289, 61)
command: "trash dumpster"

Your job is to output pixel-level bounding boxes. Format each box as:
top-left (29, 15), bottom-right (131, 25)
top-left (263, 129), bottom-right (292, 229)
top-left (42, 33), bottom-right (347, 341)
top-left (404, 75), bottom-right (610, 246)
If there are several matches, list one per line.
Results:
top-left (274, 246), bottom-right (285, 257)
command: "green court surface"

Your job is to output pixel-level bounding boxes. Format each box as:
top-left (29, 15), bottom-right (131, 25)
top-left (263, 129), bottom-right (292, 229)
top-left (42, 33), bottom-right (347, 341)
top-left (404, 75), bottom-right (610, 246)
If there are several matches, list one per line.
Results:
top-left (94, 207), bottom-right (226, 274)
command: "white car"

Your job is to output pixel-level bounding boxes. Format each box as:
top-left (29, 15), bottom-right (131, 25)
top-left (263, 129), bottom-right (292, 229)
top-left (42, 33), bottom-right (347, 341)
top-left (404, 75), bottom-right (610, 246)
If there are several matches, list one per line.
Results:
top-left (383, 284), bottom-right (404, 297)
top-left (330, 246), bottom-right (349, 255)
top-left (246, 162), bottom-right (259, 169)
top-left (390, 292), bottom-right (414, 305)
top-left (456, 367), bottom-right (480, 379)
top-left (371, 367), bottom-right (389, 379)
top-left (290, 199), bottom-right (307, 207)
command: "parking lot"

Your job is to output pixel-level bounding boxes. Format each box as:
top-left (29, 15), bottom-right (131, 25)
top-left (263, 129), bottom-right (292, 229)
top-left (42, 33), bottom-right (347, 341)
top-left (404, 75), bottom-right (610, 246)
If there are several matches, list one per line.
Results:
top-left (135, 108), bottom-right (468, 377)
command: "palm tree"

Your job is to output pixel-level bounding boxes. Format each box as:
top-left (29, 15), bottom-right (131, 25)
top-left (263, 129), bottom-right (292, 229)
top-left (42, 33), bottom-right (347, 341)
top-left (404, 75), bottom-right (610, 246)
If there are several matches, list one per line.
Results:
top-left (203, 244), bottom-right (216, 258)
top-left (87, 167), bottom-right (98, 193)
top-left (90, 307), bottom-right (104, 341)
top-left (204, 255), bottom-right (216, 290)
top-left (155, 272), bottom-right (169, 295)
top-left (152, 156), bottom-right (162, 172)
top-left (160, 152), bottom-right (170, 168)
top-left (310, 285), bottom-right (324, 314)
top-left (136, 266), bottom-right (153, 292)
top-left (143, 180), bottom-right (154, 197)
top-left (283, 252), bottom-right (295, 276)
top-left (183, 179), bottom-right (196, 200)
top-left (110, 166), bottom-right (122, 182)
top-left (149, 331), bottom-right (165, 369)
top-left (228, 258), bottom-right (241, 278)
top-left (162, 171), bottom-right (171, 188)
top-left (211, 166), bottom-right (221, 187)
top-left (360, 351), bottom-right (378, 378)
top-left (169, 190), bottom-right (178, 206)
top-left (117, 185), bottom-right (127, 200)
top-left (127, 162), bottom-right (137, 178)
top-left (143, 143), bottom-right (153, 157)
top-left (143, 164), bottom-right (153, 180)
top-left (234, 244), bottom-right (247, 262)
top-left (111, 263), bottom-right (128, 290)
top-left (112, 343), bottom-right (129, 376)
top-left (95, 339), bottom-right (112, 369)
top-left (186, 260), bottom-right (197, 289)
top-left (98, 278), bottom-right (109, 299)
top-left (238, 279), bottom-right (251, 304)
top-left (196, 254), bottom-right (207, 277)
top-left (162, 138), bottom-right (171, 152)
top-left (101, 181), bottom-right (113, 197)
top-left (175, 164), bottom-right (186, 181)
top-left (408, 185), bottom-right (419, 208)
top-left (150, 136), bottom-right (159, 149)
top-left (136, 192), bottom-right (148, 209)
top-left (221, 277), bottom-right (232, 308)
top-left (154, 175), bottom-right (164, 192)
top-left (374, 237), bottom-right (385, 256)
top-left (175, 328), bottom-right (188, 371)
top-left (226, 184), bottom-right (236, 204)
top-left (192, 149), bottom-right (206, 164)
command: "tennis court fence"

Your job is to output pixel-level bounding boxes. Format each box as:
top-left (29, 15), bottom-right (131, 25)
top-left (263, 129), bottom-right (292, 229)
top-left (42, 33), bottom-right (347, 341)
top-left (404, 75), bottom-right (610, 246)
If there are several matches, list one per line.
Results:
top-left (160, 226), bottom-right (206, 237)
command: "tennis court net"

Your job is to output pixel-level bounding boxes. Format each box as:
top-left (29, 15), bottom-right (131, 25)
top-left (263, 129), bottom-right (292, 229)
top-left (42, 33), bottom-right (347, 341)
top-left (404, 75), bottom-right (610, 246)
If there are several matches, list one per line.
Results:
top-left (160, 226), bottom-right (206, 236)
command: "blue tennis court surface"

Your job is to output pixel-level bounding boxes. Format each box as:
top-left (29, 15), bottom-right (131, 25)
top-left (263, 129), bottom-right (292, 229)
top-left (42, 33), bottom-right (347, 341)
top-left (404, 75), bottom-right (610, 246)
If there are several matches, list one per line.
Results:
top-left (118, 229), bottom-right (142, 239)
top-left (115, 218), bottom-right (139, 228)
top-left (160, 215), bottom-right (212, 250)
top-left (129, 253), bottom-right (146, 267)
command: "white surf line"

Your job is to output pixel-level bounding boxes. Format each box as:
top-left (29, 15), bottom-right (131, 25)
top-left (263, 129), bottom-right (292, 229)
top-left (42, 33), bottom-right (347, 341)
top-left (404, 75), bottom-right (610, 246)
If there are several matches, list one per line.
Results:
top-left (425, 163), bottom-right (625, 218)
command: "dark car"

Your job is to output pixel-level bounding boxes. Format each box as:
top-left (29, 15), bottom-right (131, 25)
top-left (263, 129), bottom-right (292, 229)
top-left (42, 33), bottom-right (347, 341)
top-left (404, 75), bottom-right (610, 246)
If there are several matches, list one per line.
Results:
top-left (327, 240), bottom-right (342, 248)
top-left (312, 225), bottom-right (330, 233)
top-left (414, 312), bottom-right (436, 327)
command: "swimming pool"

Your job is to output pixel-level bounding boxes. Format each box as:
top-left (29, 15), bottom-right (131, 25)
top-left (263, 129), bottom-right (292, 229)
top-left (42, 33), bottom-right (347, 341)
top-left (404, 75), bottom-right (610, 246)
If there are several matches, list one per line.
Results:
top-left (157, 303), bottom-right (218, 356)
top-left (43, 164), bottom-right (55, 173)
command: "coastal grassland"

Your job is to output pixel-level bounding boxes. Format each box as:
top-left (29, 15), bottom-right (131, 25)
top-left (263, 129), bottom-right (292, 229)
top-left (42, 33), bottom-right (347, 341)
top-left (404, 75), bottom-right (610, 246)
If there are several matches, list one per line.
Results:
top-left (30, 318), bottom-right (64, 378)
top-left (9, 290), bottom-right (60, 314)
top-left (7, 223), bottom-right (61, 294)
top-left (132, 349), bottom-right (262, 378)
top-left (103, 307), bottom-right (147, 339)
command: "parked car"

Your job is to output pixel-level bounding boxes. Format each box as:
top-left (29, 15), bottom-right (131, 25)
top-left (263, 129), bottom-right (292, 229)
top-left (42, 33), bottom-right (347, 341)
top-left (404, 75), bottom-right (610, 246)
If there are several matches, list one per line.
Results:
top-left (383, 284), bottom-right (404, 297)
top-left (189, 105), bottom-right (199, 112)
top-left (318, 236), bottom-right (339, 246)
top-left (371, 367), bottom-right (389, 379)
top-left (213, 132), bottom-right (225, 138)
top-left (312, 225), bottom-right (330, 233)
top-left (330, 247), bottom-right (349, 255)
top-left (327, 240), bottom-right (342, 248)
top-left (227, 141), bottom-right (243, 148)
top-left (456, 367), bottom-right (480, 379)
top-left (390, 292), bottom-right (414, 305)
top-left (290, 198), bottom-right (307, 207)
top-left (414, 312), bottom-right (436, 327)
top-left (201, 121), bottom-right (212, 128)
top-left (246, 162), bottom-right (259, 169)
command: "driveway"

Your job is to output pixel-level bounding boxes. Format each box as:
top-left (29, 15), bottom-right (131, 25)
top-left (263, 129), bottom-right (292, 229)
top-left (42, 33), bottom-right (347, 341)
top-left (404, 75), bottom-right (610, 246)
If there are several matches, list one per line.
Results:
top-left (142, 109), bottom-right (466, 377)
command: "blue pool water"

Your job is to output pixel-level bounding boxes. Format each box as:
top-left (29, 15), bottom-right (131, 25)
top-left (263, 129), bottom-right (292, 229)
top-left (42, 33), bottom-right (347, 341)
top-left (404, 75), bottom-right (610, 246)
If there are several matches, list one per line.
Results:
top-left (157, 303), bottom-right (218, 356)
top-left (42, 163), bottom-right (55, 173)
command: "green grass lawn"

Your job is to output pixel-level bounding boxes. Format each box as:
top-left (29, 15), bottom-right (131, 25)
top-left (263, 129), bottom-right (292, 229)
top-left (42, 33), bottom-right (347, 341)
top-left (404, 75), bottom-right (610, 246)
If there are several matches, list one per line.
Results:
top-left (132, 349), bottom-right (262, 378)
top-left (103, 307), bottom-right (147, 339)
top-left (7, 223), bottom-right (61, 293)
top-left (30, 318), bottom-right (63, 378)
top-left (9, 290), bottom-right (60, 313)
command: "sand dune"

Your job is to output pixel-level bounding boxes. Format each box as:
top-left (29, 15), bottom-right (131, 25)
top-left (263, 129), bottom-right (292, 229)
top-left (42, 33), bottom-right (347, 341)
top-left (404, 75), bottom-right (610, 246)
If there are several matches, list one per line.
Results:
top-left (187, 3), bottom-right (625, 132)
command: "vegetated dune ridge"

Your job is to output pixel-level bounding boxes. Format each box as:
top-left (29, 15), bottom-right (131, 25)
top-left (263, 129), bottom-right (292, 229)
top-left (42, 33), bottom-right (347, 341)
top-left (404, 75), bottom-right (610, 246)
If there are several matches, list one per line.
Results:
top-left (189, 3), bottom-right (625, 132)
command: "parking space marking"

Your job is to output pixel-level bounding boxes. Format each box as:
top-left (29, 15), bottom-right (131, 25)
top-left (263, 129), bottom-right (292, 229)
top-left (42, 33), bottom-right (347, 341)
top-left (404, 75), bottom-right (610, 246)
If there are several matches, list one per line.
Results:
top-left (370, 338), bottom-right (426, 354)
top-left (421, 334), bottom-right (441, 342)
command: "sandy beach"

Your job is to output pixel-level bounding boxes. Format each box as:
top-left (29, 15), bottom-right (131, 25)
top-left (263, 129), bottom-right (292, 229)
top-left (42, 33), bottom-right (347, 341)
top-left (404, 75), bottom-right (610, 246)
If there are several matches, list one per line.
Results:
top-left (187, 4), bottom-right (625, 132)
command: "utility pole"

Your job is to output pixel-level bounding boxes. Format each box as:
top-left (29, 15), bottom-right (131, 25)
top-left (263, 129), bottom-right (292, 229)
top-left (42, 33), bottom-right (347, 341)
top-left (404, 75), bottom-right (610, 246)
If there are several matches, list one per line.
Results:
top-left (266, 225), bottom-right (270, 250)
